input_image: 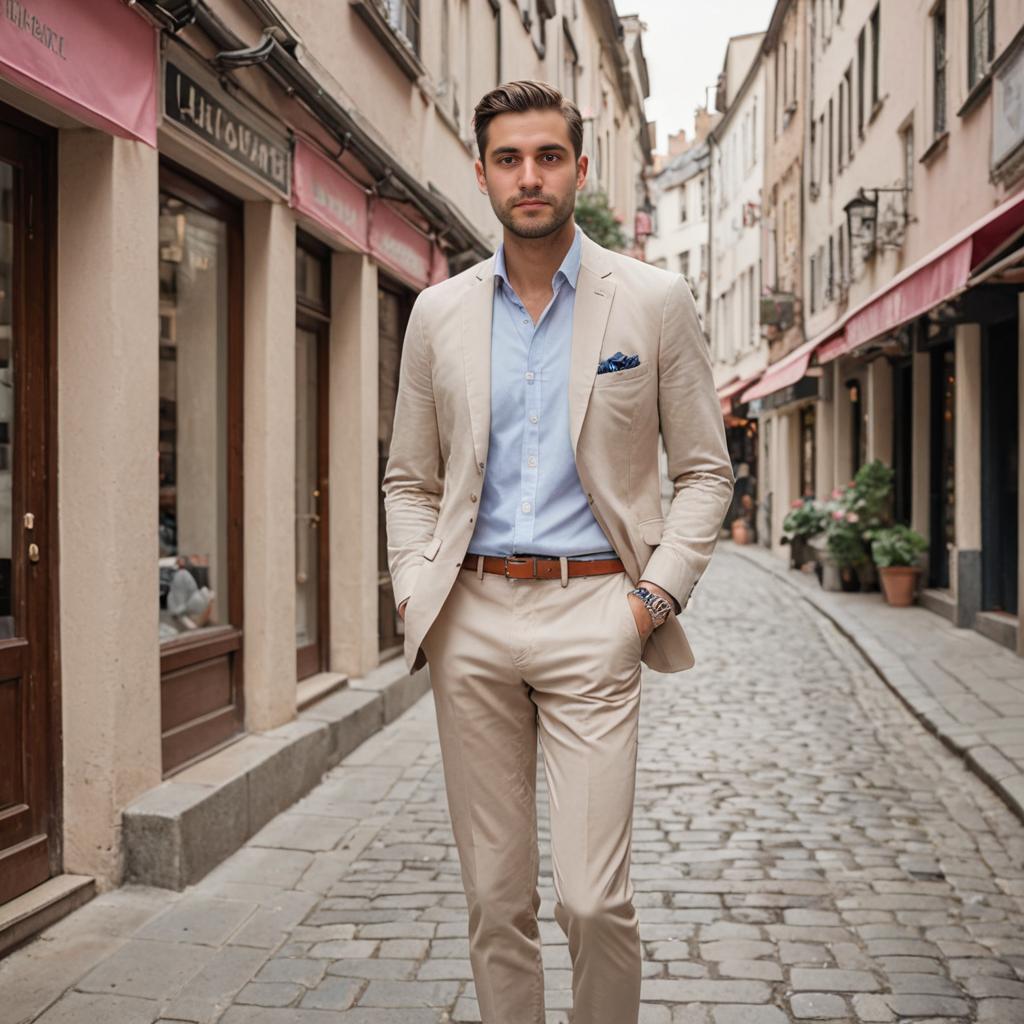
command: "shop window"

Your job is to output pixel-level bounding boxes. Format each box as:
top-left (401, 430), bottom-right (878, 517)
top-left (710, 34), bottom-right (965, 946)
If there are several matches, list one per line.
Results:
top-left (157, 166), bottom-right (244, 774)
top-left (158, 197), bottom-right (231, 640)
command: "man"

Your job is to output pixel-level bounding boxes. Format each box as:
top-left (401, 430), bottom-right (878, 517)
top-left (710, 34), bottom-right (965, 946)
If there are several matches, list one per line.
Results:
top-left (383, 81), bottom-right (733, 1024)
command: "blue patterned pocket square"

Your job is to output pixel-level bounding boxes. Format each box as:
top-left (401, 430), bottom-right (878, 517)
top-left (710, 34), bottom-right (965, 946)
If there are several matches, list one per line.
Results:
top-left (596, 351), bottom-right (640, 374)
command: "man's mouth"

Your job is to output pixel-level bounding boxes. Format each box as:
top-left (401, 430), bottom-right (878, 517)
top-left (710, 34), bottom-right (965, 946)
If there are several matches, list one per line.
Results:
top-left (516, 199), bottom-right (548, 207)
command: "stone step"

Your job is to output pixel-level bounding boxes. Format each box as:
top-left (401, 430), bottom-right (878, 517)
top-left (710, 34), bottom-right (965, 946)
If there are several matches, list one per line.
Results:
top-left (122, 657), bottom-right (430, 891)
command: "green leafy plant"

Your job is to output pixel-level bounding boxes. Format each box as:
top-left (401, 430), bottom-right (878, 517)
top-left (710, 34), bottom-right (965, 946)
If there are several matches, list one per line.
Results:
top-left (574, 191), bottom-right (627, 251)
top-left (825, 512), bottom-right (868, 569)
top-left (782, 498), bottom-right (827, 544)
top-left (871, 525), bottom-right (929, 568)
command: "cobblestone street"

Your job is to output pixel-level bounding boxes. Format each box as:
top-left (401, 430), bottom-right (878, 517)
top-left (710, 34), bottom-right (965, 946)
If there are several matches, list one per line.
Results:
top-left (7, 549), bottom-right (1024, 1024)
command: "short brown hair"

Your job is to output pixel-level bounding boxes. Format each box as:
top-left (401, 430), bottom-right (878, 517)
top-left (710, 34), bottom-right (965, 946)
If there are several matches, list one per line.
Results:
top-left (473, 80), bottom-right (583, 163)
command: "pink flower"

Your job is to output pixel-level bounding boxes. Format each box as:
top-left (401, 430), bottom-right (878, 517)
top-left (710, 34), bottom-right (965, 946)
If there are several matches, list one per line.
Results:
top-left (831, 488), bottom-right (843, 499)
top-left (791, 499), bottom-right (804, 509)
top-left (847, 512), bottom-right (859, 523)
top-left (832, 510), bottom-right (845, 521)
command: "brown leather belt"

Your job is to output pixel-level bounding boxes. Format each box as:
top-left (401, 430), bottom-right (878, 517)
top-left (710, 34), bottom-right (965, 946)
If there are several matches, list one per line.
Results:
top-left (462, 554), bottom-right (625, 580)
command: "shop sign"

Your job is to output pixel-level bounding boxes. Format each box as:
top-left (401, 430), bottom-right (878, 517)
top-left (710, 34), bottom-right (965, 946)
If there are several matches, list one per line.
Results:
top-left (0, 0), bottom-right (158, 144)
top-left (748, 373), bottom-right (821, 415)
top-left (993, 35), bottom-right (1024, 181)
top-left (164, 48), bottom-right (290, 198)
top-left (370, 200), bottom-right (433, 290)
top-left (291, 139), bottom-right (368, 251)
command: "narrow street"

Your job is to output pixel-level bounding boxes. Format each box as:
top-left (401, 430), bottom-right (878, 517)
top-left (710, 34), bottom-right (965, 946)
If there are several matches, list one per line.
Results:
top-left (5, 548), bottom-right (1023, 1023)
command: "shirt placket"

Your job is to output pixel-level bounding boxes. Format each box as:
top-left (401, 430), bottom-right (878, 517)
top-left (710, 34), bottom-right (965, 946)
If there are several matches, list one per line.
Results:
top-left (507, 283), bottom-right (548, 553)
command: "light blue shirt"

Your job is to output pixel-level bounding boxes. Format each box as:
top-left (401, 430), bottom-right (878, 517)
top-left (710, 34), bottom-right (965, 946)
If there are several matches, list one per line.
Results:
top-left (468, 226), bottom-right (617, 559)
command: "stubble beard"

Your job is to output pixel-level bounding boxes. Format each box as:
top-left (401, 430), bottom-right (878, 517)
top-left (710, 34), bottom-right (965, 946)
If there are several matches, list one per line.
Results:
top-left (492, 188), bottom-right (576, 239)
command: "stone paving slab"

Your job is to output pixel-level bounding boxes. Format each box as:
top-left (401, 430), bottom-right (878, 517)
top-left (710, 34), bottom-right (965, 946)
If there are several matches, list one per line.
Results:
top-left (4, 550), bottom-right (1024, 1023)
top-left (731, 541), bottom-right (1024, 825)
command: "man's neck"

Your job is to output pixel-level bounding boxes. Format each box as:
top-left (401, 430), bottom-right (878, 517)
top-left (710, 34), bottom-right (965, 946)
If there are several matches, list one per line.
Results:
top-left (501, 219), bottom-right (577, 297)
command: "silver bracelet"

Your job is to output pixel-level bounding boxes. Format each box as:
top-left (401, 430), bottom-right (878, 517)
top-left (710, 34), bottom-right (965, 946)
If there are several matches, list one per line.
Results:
top-left (629, 586), bottom-right (672, 627)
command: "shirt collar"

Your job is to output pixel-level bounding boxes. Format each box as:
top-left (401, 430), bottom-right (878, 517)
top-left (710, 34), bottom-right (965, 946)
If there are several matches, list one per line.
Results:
top-left (494, 223), bottom-right (583, 294)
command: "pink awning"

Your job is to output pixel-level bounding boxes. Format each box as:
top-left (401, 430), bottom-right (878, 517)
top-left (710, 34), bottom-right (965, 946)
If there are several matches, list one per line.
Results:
top-left (818, 187), bottom-right (1024, 364)
top-left (718, 372), bottom-right (761, 414)
top-left (0, 0), bottom-right (157, 145)
top-left (370, 200), bottom-right (435, 291)
top-left (291, 139), bottom-right (369, 252)
top-left (740, 336), bottom-right (821, 403)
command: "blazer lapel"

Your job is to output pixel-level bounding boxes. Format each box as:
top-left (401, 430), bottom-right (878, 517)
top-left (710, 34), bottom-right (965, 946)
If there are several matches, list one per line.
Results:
top-left (460, 258), bottom-right (495, 472)
top-left (568, 239), bottom-right (615, 457)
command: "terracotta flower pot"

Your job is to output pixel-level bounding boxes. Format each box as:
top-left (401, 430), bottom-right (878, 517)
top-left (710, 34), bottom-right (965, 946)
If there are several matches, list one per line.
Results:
top-left (879, 565), bottom-right (921, 607)
top-left (731, 519), bottom-right (753, 544)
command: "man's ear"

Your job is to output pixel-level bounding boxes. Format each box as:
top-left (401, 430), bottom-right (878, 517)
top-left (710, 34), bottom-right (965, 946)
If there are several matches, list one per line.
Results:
top-left (474, 158), bottom-right (488, 195)
top-left (576, 154), bottom-right (589, 191)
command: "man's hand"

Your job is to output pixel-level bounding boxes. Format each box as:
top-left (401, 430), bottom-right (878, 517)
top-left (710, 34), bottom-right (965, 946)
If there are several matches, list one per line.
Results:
top-left (626, 579), bottom-right (677, 641)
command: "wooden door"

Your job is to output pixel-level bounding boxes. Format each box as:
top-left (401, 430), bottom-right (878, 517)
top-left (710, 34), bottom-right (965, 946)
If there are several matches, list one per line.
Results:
top-left (0, 116), bottom-right (59, 904)
top-left (295, 239), bottom-right (330, 681)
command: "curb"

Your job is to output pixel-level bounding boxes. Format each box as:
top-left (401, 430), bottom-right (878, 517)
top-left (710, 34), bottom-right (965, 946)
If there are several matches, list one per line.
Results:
top-left (122, 658), bottom-right (431, 890)
top-left (729, 544), bottom-right (1024, 827)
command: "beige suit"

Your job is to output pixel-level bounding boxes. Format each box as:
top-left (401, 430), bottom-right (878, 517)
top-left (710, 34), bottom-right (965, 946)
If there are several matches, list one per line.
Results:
top-left (383, 231), bottom-right (734, 1023)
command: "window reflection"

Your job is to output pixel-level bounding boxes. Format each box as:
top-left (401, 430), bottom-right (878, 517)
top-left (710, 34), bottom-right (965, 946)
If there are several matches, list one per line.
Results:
top-left (158, 194), bottom-right (230, 640)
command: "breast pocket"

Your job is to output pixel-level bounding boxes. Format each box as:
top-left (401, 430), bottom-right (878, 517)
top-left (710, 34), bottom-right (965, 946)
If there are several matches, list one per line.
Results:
top-left (593, 362), bottom-right (651, 388)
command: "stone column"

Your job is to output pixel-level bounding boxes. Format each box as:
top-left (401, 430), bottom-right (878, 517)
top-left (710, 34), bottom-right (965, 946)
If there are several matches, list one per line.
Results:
top-left (833, 360), bottom-right (853, 489)
top-left (58, 132), bottom-right (161, 887)
top-left (815, 387), bottom-right (835, 503)
top-left (328, 251), bottom-right (380, 677)
top-left (243, 201), bottom-right (297, 730)
top-left (867, 357), bottom-right (893, 467)
top-left (954, 322), bottom-right (982, 628)
top-left (911, 347), bottom-right (931, 539)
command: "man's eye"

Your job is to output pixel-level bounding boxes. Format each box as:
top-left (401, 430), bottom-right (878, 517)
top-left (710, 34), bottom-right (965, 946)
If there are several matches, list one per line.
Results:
top-left (542, 154), bottom-right (559, 162)
top-left (500, 157), bottom-right (517, 166)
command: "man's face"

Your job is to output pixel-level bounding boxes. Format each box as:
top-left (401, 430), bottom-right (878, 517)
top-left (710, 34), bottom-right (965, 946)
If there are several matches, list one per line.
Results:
top-left (475, 108), bottom-right (588, 239)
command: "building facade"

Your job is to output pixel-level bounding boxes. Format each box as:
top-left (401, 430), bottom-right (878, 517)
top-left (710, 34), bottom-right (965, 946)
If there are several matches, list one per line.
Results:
top-left (708, 34), bottom-right (769, 532)
top-left (0, 0), bottom-right (650, 943)
top-left (735, 0), bottom-right (1024, 658)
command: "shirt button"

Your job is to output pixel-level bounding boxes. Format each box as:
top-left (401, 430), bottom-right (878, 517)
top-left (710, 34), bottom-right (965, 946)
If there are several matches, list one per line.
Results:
top-left (529, 414), bottom-right (538, 423)
top-left (525, 371), bottom-right (535, 381)
top-left (470, 493), bottom-right (477, 502)
top-left (522, 319), bottom-right (529, 325)
top-left (527, 456), bottom-right (537, 467)
top-left (522, 501), bottom-right (532, 513)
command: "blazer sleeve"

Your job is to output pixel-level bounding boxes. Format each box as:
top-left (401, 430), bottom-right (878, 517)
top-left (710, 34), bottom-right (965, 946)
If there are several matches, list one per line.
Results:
top-left (640, 274), bottom-right (735, 612)
top-left (382, 295), bottom-right (444, 610)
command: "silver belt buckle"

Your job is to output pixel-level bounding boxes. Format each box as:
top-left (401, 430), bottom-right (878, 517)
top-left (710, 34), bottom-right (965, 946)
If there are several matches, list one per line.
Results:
top-left (503, 556), bottom-right (533, 579)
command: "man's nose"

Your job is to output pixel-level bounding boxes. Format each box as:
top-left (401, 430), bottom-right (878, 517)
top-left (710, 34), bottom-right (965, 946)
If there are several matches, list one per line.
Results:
top-left (518, 158), bottom-right (543, 189)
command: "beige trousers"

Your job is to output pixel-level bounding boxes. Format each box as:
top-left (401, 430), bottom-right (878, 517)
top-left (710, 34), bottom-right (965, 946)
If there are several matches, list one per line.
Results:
top-left (419, 558), bottom-right (646, 1024)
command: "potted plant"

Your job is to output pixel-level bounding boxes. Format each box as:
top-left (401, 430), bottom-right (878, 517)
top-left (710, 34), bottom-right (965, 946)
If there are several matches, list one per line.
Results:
top-left (825, 508), bottom-right (868, 591)
top-left (871, 525), bottom-right (929, 606)
top-left (731, 493), bottom-right (755, 544)
top-left (782, 497), bottom-right (827, 570)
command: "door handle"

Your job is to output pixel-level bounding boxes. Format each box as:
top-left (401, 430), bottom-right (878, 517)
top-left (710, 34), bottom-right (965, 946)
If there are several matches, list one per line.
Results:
top-left (28, 543), bottom-right (40, 563)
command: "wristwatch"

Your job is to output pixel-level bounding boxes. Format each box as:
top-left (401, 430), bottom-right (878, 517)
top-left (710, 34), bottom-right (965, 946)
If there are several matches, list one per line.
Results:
top-left (629, 586), bottom-right (673, 628)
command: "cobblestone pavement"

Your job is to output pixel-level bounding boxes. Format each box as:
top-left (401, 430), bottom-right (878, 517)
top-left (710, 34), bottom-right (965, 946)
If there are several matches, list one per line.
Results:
top-left (10, 549), bottom-right (1024, 1023)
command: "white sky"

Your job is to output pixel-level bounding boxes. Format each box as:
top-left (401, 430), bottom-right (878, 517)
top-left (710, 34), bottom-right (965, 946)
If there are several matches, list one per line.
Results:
top-left (621, 0), bottom-right (779, 153)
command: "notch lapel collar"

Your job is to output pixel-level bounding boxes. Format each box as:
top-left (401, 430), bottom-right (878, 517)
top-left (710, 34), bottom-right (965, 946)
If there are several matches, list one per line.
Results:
top-left (569, 238), bottom-right (615, 457)
top-left (460, 258), bottom-right (495, 471)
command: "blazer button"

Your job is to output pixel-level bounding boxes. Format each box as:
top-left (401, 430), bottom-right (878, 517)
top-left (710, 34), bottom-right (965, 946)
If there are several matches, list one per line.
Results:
top-left (470, 494), bottom-right (478, 502)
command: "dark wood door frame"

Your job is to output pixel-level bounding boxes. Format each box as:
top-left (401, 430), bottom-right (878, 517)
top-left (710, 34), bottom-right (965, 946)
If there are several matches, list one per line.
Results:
top-left (296, 234), bottom-right (331, 681)
top-left (158, 160), bottom-right (245, 776)
top-left (0, 103), bottom-right (61, 905)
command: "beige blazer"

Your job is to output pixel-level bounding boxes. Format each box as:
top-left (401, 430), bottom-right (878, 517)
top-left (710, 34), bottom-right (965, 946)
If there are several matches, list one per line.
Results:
top-left (383, 231), bottom-right (735, 675)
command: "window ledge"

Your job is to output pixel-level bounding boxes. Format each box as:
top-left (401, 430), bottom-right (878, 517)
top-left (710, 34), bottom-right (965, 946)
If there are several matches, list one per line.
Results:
top-left (867, 96), bottom-right (885, 126)
top-left (349, 0), bottom-right (425, 82)
top-left (957, 73), bottom-right (992, 119)
top-left (920, 130), bottom-right (949, 166)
